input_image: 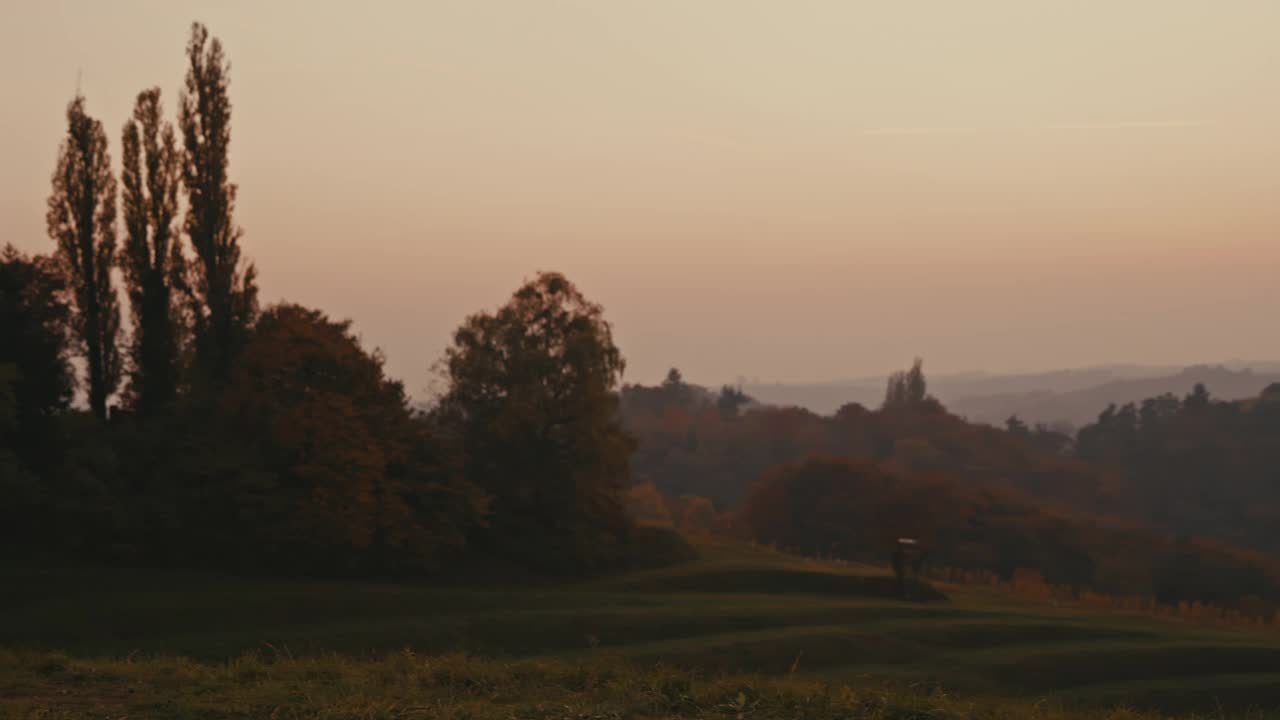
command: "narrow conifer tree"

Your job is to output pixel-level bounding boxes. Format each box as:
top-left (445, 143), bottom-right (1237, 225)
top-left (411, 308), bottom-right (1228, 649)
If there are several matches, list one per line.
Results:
top-left (121, 88), bottom-right (184, 414)
top-left (47, 95), bottom-right (121, 420)
top-left (179, 22), bottom-right (256, 383)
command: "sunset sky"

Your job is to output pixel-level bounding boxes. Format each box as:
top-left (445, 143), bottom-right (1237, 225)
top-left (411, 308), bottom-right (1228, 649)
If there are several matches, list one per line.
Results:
top-left (4, 1), bottom-right (1280, 394)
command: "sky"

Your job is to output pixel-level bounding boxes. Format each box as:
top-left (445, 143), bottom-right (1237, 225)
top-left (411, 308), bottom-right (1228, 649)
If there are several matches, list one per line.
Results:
top-left (3, 1), bottom-right (1280, 395)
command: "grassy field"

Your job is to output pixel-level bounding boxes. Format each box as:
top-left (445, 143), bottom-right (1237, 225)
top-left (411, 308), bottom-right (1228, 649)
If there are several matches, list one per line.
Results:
top-left (4, 542), bottom-right (1280, 718)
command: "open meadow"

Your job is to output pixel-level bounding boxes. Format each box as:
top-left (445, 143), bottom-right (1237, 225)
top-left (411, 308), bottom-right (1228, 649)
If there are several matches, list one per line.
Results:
top-left (6, 542), bottom-right (1280, 718)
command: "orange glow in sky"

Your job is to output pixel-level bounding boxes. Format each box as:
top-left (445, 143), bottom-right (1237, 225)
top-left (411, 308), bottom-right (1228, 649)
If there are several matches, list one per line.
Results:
top-left (4, 1), bottom-right (1279, 392)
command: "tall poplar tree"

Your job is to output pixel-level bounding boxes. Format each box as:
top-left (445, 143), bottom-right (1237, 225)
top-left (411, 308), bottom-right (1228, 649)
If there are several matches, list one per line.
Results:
top-left (179, 22), bottom-right (256, 383)
top-left (47, 95), bottom-right (121, 420)
top-left (121, 87), bottom-right (184, 414)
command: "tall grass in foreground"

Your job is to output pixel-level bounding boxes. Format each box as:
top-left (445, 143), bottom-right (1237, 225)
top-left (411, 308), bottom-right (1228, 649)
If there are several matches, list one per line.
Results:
top-left (0, 649), bottom-right (1263, 720)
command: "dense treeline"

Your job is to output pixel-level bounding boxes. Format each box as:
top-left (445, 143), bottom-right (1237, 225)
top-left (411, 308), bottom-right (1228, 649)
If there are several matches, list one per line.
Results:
top-left (0, 23), bottom-right (676, 577)
top-left (622, 362), bottom-right (1103, 509)
top-left (623, 364), bottom-right (1280, 607)
top-left (1072, 383), bottom-right (1280, 555)
top-left (739, 457), bottom-right (1280, 608)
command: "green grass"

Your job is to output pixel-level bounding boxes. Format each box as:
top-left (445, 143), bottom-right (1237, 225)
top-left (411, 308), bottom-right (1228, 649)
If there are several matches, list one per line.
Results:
top-left (4, 542), bottom-right (1280, 717)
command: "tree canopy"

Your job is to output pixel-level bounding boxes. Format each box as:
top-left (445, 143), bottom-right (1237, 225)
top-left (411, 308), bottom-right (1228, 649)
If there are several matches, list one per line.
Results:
top-left (438, 272), bottom-right (633, 573)
top-left (221, 304), bottom-right (486, 573)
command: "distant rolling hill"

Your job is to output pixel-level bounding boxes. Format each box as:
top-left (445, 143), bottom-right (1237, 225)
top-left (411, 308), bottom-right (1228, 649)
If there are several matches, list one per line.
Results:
top-left (948, 366), bottom-right (1280, 427)
top-left (745, 363), bottom-right (1280, 428)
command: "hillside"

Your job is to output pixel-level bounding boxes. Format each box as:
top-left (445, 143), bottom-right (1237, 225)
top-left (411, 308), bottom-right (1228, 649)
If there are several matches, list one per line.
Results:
top-left (623, 381), bottom-right (1106, 510)
top-left (624, 375), bottom-right (1280, 605)
top-left (738, 456), bottom-right (1280, 606)
top-left (950, 366), bottom-right (1280, 427)
top-left (741, 365), bottom-right (1171, 416)
top-left (741, 364), bottom-right (1280, 426)
top-left (6, 546), bottom-right (1280, 717)
top-left (1072, 382), bottom-right (1280, 556)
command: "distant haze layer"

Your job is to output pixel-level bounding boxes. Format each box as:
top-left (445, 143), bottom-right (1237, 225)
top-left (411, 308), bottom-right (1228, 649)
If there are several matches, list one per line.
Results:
top-left (3, 1), bottom-right (1280, 395)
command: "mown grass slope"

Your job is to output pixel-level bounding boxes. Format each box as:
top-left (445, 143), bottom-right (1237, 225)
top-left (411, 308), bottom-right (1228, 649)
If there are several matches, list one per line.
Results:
top-left (4, 542), bottom-right (1280, 717)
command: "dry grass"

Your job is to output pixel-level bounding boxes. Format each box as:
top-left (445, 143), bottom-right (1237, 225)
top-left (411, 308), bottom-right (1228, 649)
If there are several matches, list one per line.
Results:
top-left (0, 648), bottom-right (1242, 720)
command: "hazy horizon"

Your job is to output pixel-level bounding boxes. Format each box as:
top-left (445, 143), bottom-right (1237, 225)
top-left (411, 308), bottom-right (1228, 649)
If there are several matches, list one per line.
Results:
top-left (5, 1), bottom-right (1280, 395)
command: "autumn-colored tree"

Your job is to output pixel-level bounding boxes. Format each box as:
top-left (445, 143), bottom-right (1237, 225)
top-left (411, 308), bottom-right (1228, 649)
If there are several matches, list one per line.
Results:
top-left (121, 88), bottom-right (185, 414)
top-left (673, 494), bottom-right (719, 535)
top-left (438, 272), bottom-right (633, 572)
top-left (222, 304), bottom-right (485, 572)
top-left (46, 95), bottom-right (121, 420)
top-left (180, 22), bottom-right (257, 384)
top-left (735, 454), bottom-right (1280, 603)
top-left (626, 481), bottom-right (674, 526)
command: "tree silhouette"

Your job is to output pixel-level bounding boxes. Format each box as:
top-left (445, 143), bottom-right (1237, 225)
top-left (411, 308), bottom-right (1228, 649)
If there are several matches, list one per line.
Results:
top-left (222, 304), bottom-right (485, 572)
top-left (0, 245), bottom-right (73, 443)
top-left (438, 272), bottom-right (633, 572)
top-left (180, 22), bottom-right (256, 384)
top-left (883, 358), bottom-right (930, 409)
top-left (121, 88), bottom-right (185, 414)
top-left (1005, 414), bottom-right (1030, 435)
top-left (906, 358), bottom-right (927, 404)
top-left (1184, 382), bottom-right (1210, 413)
top-left (717, 384), bottom-right (752, 418)
top-left (46, 95), bottom-right (121, 420)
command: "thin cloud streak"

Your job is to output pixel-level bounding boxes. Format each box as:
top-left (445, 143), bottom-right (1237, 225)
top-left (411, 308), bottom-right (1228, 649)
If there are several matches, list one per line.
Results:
top-left (860, 121), bottom-right (1207, 137)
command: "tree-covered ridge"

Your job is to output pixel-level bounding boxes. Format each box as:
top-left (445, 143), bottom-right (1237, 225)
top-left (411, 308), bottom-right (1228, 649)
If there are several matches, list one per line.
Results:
top-left (621, 365), bottom-right (1280, 609)
top-left (622, 363), bottom-right (1103, 510)
top-left (1074, 382), bottom-right (1280, 554)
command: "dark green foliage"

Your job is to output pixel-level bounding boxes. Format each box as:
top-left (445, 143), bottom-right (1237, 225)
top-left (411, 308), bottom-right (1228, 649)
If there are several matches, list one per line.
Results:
top-left (46, 95), bottom-right (121, 420)
top-left (621, 524), bottom-right (699, 569)
top-left (438, 272), bottom-right (634, 573)
top-left (180, 22), bottom-right (257, 384)
top-left (0, 246), bottom-right (78, 548)
top-left (0, 367), bottom-right (41, 547)
top-left (120, 87), bottom-right (185, 415)
top-left (0, 246), bottom-right (73, 451)
top-left (0, 365), bottom-right (15, 430)
top-left (1075, 385), bottom-right (1280, 556)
